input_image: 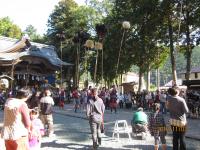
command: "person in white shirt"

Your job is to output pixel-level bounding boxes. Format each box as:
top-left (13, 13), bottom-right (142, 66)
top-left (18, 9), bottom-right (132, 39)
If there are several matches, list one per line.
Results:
top-left (39, 89), bottom-right (55, 137)
top-left (145, 92), bottom-right (153, 110)
top-left (118, 93), bottom-right (124, 108)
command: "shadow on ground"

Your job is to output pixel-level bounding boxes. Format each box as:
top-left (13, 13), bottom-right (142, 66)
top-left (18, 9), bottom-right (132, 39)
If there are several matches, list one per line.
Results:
top-left (41, 140), bottom-right (131, 150)
top-left (123, 144), bottom-right (173, 150)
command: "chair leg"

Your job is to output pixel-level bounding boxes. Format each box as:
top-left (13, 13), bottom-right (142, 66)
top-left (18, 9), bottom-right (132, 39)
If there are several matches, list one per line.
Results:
top-left (112, 132), bottom-right (115, 139)
top-left (128, 133), bottom-right (131, 141)
top-left (117, 133), bottom-right (119, 141)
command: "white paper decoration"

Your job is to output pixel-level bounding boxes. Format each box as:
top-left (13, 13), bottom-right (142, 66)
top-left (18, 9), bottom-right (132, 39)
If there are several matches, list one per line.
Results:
top-left (122, 21), bottom-right (131, 29)
top-left (95, 42), bottom-right (103, 50)
top-left (85, 40), bottom-right (94, 49)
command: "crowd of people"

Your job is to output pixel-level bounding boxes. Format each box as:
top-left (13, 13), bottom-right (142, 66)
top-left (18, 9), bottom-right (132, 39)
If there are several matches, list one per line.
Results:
top-left (0, 87), bottom-right (56, 150)
top-left (83, 86), bottom-right (189, 150)
top-left (0, 84), bottom-right (195, 150)
top-left (71, 85), bottom-right (119, 114)
top-left (69, 85), bottom-right (155, 114)
top-left (131, 87), bottom-right (189, 150)
top-left (69, 86), bottom-right (168, 114)
top-left (68, 85), bottom-right (191, 150)
top-left (186, 89), bottom-right (200, 118)
top-left (86, 87), bottom-right (199, 120)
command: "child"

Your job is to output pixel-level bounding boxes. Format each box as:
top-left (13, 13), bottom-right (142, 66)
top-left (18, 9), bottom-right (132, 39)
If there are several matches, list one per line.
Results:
top-left (149, 103), bottom-right (167, 150)
top-left (29, 107), bottom-right (44, 150)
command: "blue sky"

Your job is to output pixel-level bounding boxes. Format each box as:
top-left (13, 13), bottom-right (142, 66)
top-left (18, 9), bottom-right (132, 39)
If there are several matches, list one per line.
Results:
top-left (0, 0), bottom-right (85, 35)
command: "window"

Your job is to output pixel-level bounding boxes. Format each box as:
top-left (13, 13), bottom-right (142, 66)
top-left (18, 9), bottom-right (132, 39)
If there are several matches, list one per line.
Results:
top-left (195, 73), bottom-right (198, 79)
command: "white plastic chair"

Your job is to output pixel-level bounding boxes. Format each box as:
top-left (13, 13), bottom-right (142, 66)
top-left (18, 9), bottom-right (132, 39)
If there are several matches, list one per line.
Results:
top-left (112, 120), bottom-right (132, 141)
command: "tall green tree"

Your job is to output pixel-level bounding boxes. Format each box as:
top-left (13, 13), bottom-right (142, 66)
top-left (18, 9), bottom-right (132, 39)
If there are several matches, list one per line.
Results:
top-left (101, 0), bottom-right (169, 91)
top-left (164, 0), bottom-right (178, 85)
top-left (179, 0), bottom-right (200, 81)
top-left (0, 17), bottom-right (22, 38)
top-left (47, 0), bottom-right (102, 87)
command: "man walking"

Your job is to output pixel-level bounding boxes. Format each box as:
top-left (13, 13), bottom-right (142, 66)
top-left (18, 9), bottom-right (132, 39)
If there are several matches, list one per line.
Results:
top-left (39, 89), bottom-right (55, 137)
top-left (86, 88), bottom-right (105, 149)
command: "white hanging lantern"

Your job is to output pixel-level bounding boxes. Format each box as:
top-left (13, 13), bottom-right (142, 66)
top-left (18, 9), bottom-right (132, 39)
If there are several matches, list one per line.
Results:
top-left (0, 79), bottom-right (9, 89)
top-left (122, 21), bottom-right (131, 29)
top-left (85, 40), bottom-right (94, 49)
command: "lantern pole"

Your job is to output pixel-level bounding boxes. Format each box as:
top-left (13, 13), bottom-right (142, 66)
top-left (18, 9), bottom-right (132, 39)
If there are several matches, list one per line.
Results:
top-left (101, 45), bottom-right (104, 86)
top-left (61, 40), bottom-right (63, 87)
top-left (95, 24), bottom-right (107, 86)
top-left (116, 21), bottom-right (130, 76)
top-left (94, 45), bottom-right (98, 84)
top-left (85, 40), bottom-right (94, 87)
top-left (116, 29), bottom-right (126, 75)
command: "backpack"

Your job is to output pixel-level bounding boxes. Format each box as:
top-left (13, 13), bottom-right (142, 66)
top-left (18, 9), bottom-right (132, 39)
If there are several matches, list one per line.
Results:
top-left (88, 100), bottom-right (103, 123)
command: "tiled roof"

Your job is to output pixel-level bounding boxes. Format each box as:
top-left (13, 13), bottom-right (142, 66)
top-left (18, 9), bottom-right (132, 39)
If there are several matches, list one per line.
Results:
top-left (179, 67), bottom-right (200, 74)
top-left (190, 67), bottom-right (200, 73)
top-left (0, 36), bottom-right (72, 67)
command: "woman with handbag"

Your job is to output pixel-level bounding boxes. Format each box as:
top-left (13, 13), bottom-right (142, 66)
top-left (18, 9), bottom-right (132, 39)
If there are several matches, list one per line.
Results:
top-left (86, 88), bottom-right (105, 150)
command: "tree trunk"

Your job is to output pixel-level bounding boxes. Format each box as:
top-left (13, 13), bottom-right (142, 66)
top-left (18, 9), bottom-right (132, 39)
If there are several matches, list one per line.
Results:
top-left (138, 67), bottom-right (144, 92)
top-left (168, 15), bottom-right (177, 86)
top-left (185, 1), bottom-right (192, 81)
top-left (120, 74), bottom-right (123, 93)
top-left (77, 43), bottom-right (80, 86)
top-left (73, 67), bottom-right (76, 88)
top-left (146, 66), bottom-right (151, 92)
top-left (156, 68), bottom-right (160, 90)
top-left (107, 80), bottom-right (110, 89)
top-left (66, 67), bottom-right (72, 88)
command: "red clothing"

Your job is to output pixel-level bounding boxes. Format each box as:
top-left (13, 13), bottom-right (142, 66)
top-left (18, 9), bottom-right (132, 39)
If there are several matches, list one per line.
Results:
top-left (110, 99), bottom-right (117, 108)
top-left (5, 136), bottom-right (29, 150)
top-left (99, 91), bottom-right (106, 102)
top-left (72, 90), bottom-right (79, 99)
